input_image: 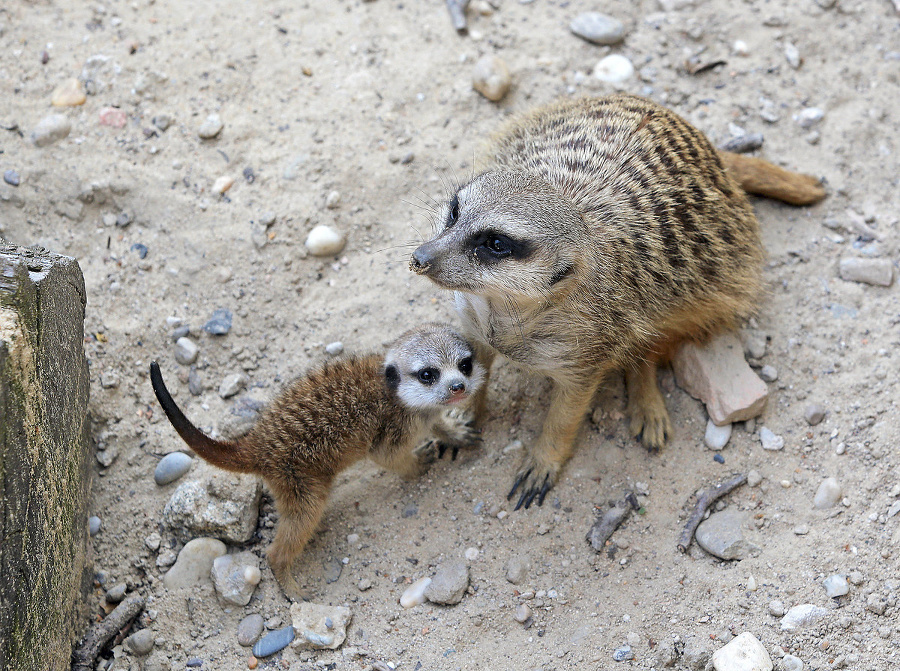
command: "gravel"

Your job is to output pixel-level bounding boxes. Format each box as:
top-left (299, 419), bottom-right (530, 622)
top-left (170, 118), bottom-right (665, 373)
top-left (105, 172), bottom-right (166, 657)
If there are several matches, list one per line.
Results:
top-left (325, 341), bottom-right (344, 356)
top-left (305, 225), bottom-right (346, 256)
top-left (824, 574), bottom-right (850, 598)
top-left (3, 169), bottom-right (20, 186)
top-left (88, 516), bottom-right (102, 536)
top-left (804, 403), bottom-right (826, 425)
top-left (781, 604), bottom-right (827, 631)
top-left (218, 373), bottom-right (248, 399)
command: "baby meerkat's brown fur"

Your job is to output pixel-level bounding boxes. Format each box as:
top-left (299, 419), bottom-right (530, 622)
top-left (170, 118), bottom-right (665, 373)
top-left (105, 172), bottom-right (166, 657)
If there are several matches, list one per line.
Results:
top-left (411, 94), bottom-right (825, 509)
top-left (150, 324), bottom-right (485, 596)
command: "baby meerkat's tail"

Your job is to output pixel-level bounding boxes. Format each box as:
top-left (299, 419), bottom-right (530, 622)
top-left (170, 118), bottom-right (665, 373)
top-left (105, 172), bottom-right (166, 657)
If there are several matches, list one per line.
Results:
top-left (150, 361), bottom-right (254, 473)
top-left (719, 151), bottom-right (826, 206)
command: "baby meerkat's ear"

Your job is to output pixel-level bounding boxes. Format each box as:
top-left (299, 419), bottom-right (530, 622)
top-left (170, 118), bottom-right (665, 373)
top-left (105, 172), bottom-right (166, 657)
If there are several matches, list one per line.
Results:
top-left (384, 364), bottom-right (400, 392)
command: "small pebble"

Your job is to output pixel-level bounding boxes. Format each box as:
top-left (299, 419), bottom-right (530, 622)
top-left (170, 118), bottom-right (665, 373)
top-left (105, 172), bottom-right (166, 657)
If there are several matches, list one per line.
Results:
top-left (472, 55), bottom-right (512, 102)
top-left (219, 374), bottom-right (247, 399)
top-left (162, 538), bottom-right (227, 590)
top-left (186, 659), bottom-right (202, 668)
top-left (593, 54), bottom-right (634, 83)
top-left (695, 510), bottom-right (751, 560)
top-left (325, 342), bottom-right (344, 356)
top-left (145, 532), bottom-right (161, 551)
top-left (153, 114), bottom-right (173, 131)
top-left (465, 547), bottom-right (479, 561)
top-left (325, 190), bottom-right (341, 209)
top-left (105, 583), bottom-right (127, 603)
top-left (116, 212), bottom-right (132, 228)
top-left (213, 175), bottom-right (235, 194)
top-left (31, 114), bottom-right (72, 147)
top-left (704, 419), bottom-right (732, 450)
top-left (514, 604), bottom-right (532, 623)
top-left (425, 560), bottom-right (469, 605)
top-left (720, 133), bottom-right (763, 153)
top-left (813, 477), bottom-right (842, 509)
top-left (804, 404), bottom-right (826, 426)
top-left (175, 337), bottom-right (200, 365)
top-left (323, 557), bottom-right (342, 583)
top-left (759, 365), bottom-right (778, 382)
top-left (357, 578), bottom-right (373, 591)
top-left (3, 169), bottom-right (21, 187)
top-left (400, 577), bottom-right (431, 608)
top-left (793, 524), bottom-right (809, 535)
top-left (848, 571), bottom-right (865, 586)
top-left (212, 553), bottom-right (261, 606)
top-left (784, 42), bottom-right (801, 69)
top-left (401, 503), bottom-right (418, 518)
top-left (172, 325), bottom-right (190, 341)
top-left (130, 243), bottom-right (148, 259)
top-left (747, 575), bottom-right (757, 591)
top-left (569, 12), bottom-right (626, 45)
top-left (759, 427), bottom-right (784, 451)
top-left (99, 107), bottom-right (127, 128)
top-left (768, 600), bottom-right (785, 617)
top-left (782, 654), bottom-right (804, 671)
top-left (713, 453), bottom-right (725, 464)
top-left (203, 308), bottom-right (233, 335)
top-left (612, 645), bottom-right (634, 662)
top-left (248, 657), bottom-right (258, 670)
top-left (89, 516), bottom-right (102, 536)
top-left (154, 452), bottom-right (194, 486)
top-left (305, 225), bottom-right (346, 256)
top-left (795, 107), bottom-right (824, 129)
top-left (733, 40), bottom-right (750, 56)
top-left (506, 554), bottom-right (530, 584)
top-left (260, 211), bottom-right (276, 227)
top-left (747, 470), bottom-right (762, 487)
top-left (824, 574), bottom-right (849, 598)
top-left (51, 78), bottom-right (86, 106)
top-left (781, 604), bottom-right (827, 631)
top-left (839, 257), bottom-right (894, 287)
top-left (198, 114), bottom-right (224, 139)
top-left (252, 626), bottom-right (295, 658)
top-left (124, 629), bottom-right (155, 656)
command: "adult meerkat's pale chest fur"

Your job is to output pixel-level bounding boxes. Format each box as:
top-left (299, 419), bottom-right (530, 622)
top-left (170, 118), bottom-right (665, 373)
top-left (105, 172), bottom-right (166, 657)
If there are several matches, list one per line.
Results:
top-left (410, 94), bottom-right (825, 509)
top-left (150, 324), bottom-right (485, 596)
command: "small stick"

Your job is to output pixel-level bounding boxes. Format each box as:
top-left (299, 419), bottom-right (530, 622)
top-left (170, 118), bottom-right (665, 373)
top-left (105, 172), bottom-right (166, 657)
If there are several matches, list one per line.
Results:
top-left (446, 0), bottom-right (470, 33)
top-left (677, 473), bottom-right (747, 553)
top-left (586, 491), bottom-right (640, 552)
top-left (72, 594), bottom-right (145, 671)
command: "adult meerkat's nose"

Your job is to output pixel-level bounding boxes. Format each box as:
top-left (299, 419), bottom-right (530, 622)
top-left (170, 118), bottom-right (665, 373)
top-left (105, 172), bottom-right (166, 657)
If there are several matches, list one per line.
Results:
top-left (410, 242), bottom-right (437, 275)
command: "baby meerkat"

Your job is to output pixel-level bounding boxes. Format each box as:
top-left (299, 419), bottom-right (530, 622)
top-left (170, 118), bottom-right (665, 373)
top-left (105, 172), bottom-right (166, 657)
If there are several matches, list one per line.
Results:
top-left (410, 94), bottom-right (825, 509)
top-left (150, 323), bottom-right (484, 596)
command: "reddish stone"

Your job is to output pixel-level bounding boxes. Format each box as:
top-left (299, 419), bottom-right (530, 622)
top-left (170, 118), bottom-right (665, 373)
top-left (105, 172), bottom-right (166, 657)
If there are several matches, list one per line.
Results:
top-left (99, 107), bottom-right (127, 129)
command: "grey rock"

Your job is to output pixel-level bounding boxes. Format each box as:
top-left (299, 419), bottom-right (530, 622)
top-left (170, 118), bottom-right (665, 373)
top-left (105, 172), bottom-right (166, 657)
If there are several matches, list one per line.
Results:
top-left (89, 516), bottom-right (102, 536)
top-left (237, 614), bottom-right (265, 646)
top-left (198, 114), bottom-right (223, 139)
top-left (211, 552), bottom-right (261, 606)
top-left (252, 625), bottom-right (295, 658)
top-left (188, 367), bottom-right (203, 396)
top-left (848, 571), bottom-right (865, 585)
top-left (124, 629), bottom-right (155, 656)
top-left (3, 169), bottom-right (20, 187)
top-left (569, 12), bottom-right (626, 45)
top-left (31, 114), bottom-right (72, 147)
top-left (175, 337), bottom-right (199, 365)
top-left (115, 212), bottom-right (132, 228)
top-left (163, 465), bottom-right (262, 543)
top-left (171, 325), bottom-right (190, 340)
top-left (162, 538), bottom-right (226, 590)
top-left (154, 452), bottom-right (193, 486)
top-left (695, 510), bottom-right (751, 560)
top-left (682, 635), bottom-right (712, 671)
top-left (839, 257), bottom-right (894, 287)
top-left (260, 211), bottom-right (277, 227)
top-left (323, 558), bottom-right (343, 584)
top-left (824, 574), bottom-right (849, 598)
top-left (96, 447), bottom-right (118, 468)
top-left (704, 419), bottom-right (732, 450)
top-left (218, 373), bottom-right (248, 399)
top-left (290, 601), bottom-right (352, 650)
top-left (401, 503), bottom-right (418, 518)
top-left (203, 308), bottom-right (232, 335)
top-left (424, 560), bottom-right (469, 605)
top-left (514, 604), bottom-right (532, 623)
top-left (804, 404), bottom-right (826, 426)
top-left (613, 645), bottom-right (634, 662)
top-left (813, 477), bottom-right (842, 509)
top-left (105, 583), bottom-right (127, 603)
top-left (218, 397), bottom-right (264, 439)
top-left (152, 114), bottom-right (173, 131)
top-left (357, 578), bottom-right (373, 591)
top-left (720, 133), bottom-right (764, 154)
top-left (768, 599), bottom-right (785, 617)
top-left (506, 554), bottom-right (530, 584)
top-left (759, 427), bottom-right (784, 451)
top-left (781, 604), bottom-right (827, 631)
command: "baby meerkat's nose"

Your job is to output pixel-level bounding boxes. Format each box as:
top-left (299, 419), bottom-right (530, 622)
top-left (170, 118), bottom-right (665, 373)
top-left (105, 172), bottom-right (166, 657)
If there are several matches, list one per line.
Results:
top-left (449, 381), bottom-right (465, 395)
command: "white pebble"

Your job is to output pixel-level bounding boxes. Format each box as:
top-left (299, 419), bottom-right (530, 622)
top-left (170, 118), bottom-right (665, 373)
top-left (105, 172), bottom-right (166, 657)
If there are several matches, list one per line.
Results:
top-left (213, 175), bottom-right (234, 194)
top-left (781, 604), bottom-right (827, 632)
top-left (325, 341), bottom-right (344, 356)
top-left (759, 365), bottom-right (778, 382)
top-left (593, 54), bottom-right (634, 83)
top-left (824, 574), bottom-right (849, 598)
top-left (784, 42), bottom-right (801, 69)
top-left (813, 477), bottom-right (842, 509)
top-left (400, 577), bottom-right (431, 608)
top-left (795, 107), bottom-right (824, 129)
top-left (305, 225), bottom-right (346, 256)
top-left (747, 575), bottom-right (757, 591)
top-left (325, 190), bottom-right (341, 209)
top-left (759, 427), bottom-right (784, 451)
top-left (175, 337), bottom-right (199, 365)
top-left (704, 419), bottom-right (732, 450)
top-left (464, 547), bottom-right (479, 561)
top-left (733, 40), bottom-right (749, 56)
top-left (514, 604), bottom-right (532, 623)
top-left (747, 470), bottom-right (762, 487)
top-left (711, 632), bottom-right (773, 671)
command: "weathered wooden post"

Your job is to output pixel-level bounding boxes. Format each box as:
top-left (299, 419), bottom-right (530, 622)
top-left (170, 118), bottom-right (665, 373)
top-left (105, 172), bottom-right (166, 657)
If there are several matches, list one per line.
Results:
top-left (0, 245), bottom-right (92, 671)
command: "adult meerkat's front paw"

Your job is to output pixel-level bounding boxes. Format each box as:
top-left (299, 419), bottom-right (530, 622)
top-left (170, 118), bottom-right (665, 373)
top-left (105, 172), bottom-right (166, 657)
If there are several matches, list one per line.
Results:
top-left (507, 452), bottom-right (561, 511)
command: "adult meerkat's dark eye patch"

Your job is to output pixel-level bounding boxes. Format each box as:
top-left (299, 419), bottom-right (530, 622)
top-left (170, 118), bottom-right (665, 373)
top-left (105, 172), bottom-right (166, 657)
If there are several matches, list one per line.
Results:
top-left (469, 231), bottom-right (533, 262)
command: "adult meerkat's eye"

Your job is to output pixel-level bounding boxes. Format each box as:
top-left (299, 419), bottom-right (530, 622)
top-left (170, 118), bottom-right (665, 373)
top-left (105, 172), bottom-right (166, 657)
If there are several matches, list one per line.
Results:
top-left (487, 237), bottom-right (509, 254)
top-left (447, 193), bottom-right (460, 227)
top-left (472, 231), bottom-right (529, 262)
top-left (417, 368), bottom-right (440, 385)
top-left (458, 356), bottom-right (473, 376)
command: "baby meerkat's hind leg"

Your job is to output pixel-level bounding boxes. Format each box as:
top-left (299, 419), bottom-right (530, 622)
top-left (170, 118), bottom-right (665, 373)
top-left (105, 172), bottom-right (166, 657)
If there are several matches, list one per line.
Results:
top-left (508, 378), bottom-right (600, 510)
top-left (625, 358), bottom-right (672, 451)
top-left (267, 487), bottom-right (329, 600)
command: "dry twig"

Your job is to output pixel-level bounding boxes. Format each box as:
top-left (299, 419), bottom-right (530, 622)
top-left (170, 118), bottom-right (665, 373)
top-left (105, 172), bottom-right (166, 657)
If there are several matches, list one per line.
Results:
top-left (586, 491), bottom-right (640, 552)
top-left (677, 473), bottom-right (747, 553)
top-left (72, 594), bottom-right (145, 671)
top-left (446, 0), bottom-right (470, 33)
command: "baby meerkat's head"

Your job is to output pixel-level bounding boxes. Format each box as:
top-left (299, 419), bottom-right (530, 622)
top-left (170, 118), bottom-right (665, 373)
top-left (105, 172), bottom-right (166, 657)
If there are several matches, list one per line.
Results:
top-left (383, 323), bottom-right (485, 410)
top-left (410, 171), bottom-right (587, 303)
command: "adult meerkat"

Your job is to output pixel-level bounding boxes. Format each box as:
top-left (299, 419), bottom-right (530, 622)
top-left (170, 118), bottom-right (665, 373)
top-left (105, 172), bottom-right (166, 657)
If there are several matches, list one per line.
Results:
top-left (410, 94), bottom-right (825, 510)
top-left (150, 323), bottom-right (485, 596)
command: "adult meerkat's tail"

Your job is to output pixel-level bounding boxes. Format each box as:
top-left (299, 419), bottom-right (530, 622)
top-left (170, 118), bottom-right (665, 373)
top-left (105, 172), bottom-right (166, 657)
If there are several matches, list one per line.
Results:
top-left (720, 151), bottom-right (826, 206)
top-left (150, 361), bottom-right (255, 473)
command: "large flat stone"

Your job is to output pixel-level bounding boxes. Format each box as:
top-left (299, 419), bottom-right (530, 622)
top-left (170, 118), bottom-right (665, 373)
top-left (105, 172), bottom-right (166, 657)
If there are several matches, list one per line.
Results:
top-left (0, 245), bottom-right (92, 671)
top-left (672, 333), bottom-right (768, 426)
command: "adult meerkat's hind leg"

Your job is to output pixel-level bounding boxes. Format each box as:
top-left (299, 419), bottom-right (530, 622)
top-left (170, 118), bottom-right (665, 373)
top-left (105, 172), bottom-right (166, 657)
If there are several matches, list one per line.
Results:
top-left (625, 358), bottom-right (672, 451)
top-left (508, 377), bottom-right (600, 510)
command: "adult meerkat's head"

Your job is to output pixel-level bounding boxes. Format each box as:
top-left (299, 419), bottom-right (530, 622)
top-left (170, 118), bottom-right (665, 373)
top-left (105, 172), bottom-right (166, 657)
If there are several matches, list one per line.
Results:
top-left (410, 171), bottom-right (587, 303)
top-left (383, 323), bottom-right (486, 409)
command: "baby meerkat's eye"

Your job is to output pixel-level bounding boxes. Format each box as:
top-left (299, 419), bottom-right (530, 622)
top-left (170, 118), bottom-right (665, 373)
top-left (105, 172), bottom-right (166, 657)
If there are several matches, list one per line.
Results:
top-left (417, 368), bottom-right (440, 385)
top-left (458, 356), bottom-right (473, 376)
top-left (446, 193), bottom-right (460, 228)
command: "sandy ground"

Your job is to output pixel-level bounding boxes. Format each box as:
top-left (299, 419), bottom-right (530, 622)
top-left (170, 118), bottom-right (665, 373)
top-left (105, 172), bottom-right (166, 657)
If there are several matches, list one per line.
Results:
top-left (2, 0), bottom-right (900, 669)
